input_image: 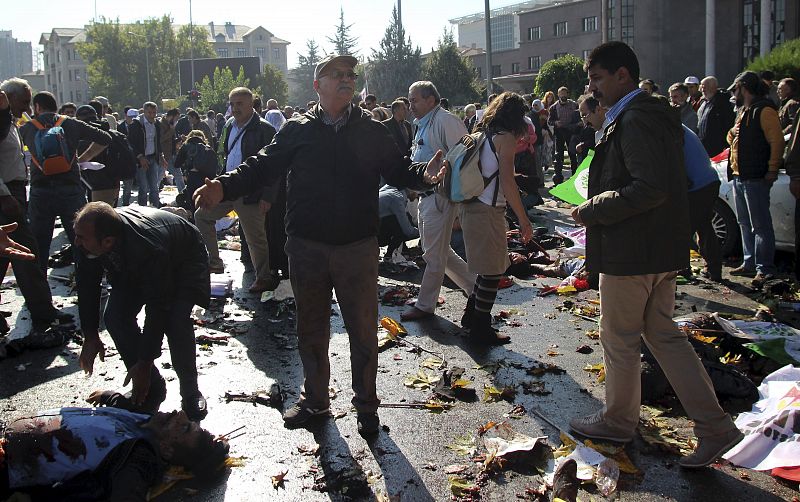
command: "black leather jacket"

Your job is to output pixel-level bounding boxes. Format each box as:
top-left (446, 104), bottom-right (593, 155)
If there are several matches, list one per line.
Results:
top-left (217, 112), bottom-right (277, 204)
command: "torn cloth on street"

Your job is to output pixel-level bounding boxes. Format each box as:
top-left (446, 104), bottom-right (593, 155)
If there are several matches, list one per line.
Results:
top-left (723, 365), bottom-right (800, 471)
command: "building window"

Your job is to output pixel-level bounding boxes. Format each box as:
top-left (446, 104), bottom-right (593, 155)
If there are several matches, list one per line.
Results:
top-left (621, 0), bottom-right (634, 46)
top-left (236, 48), bottom-right (247, 57)
top-left (773, 0), bottom-right (786, 46)
top-left (68, 70), bottom-right (73, 81)
top-left (273, 47), bottom-right (280, 60)
top-left (743, 0), bottom-right (759, 63)
top-left (217, 48), bottom-right (229, 57)
top-left (528, 56), bottom-right (541, 70)
top-left (511, 62), bottom-right (520, 73)
top-left (527, 26), bottom-right (541, 40)
top-left (583, 16), bottom-right (598, 32)
top-left (56, 50), bottom-right (61, 62)
top-left (607, 0), bottom-right (616, 40)
top-left (554, 52), bottom-right (568, 59)
top-left (258, 35), bottom-right (263, 40)
top-left (57, 71), bottom-right (62, 83)
top-left (490, 13), bottom-right (515, 51)
top-left (75, 69), bottom-right (81, 81)
top-left (554, 21), bottom-right (568, 37)
top-left (256, 47), bottom-right (265, 57)
top-left (76, 91), bottom-right (81, 102)
top-left (70, 91), bottom-right (74, 101)
top-left (583, 49), bottom-right (591, 60)
top-left (492, 65), bottom-right (501, 77)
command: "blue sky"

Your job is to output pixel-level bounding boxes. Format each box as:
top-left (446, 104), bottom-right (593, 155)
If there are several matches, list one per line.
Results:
top-left (6, 0), bottom-right (523, 68)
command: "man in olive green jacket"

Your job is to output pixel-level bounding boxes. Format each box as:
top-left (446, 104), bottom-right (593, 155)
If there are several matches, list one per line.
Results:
top-left (570, 42), bottom-right (741, 469)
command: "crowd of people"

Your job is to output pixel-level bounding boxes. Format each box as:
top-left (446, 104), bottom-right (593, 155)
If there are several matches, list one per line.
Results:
top-left (0, 39), bottom-right (798, 500)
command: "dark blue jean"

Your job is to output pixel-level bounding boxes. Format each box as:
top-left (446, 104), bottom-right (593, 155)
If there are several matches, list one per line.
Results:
top-left (136, 156), bottom-right (162, 207)
top-left (732, 177), bottom-right (776, 275)
top-left (28, 182), bottom-right (87, 272)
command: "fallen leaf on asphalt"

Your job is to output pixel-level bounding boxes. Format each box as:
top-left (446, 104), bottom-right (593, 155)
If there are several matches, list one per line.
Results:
top-left (271, 470), bottom-right (288, 489)
top-left (477, 421), bottom-right (499, 436)
top-left (421, 356), bottom-right (444, 370)
top-left (473, 361), bottom-right (504, 374)
top-left (422, 462), bottom-right (437, 471)
top-left (328, 386), bottom-right (340, 399)
top-left (585, 329), bottom-right (600, 340)
top-left (380, 316), bottom-right (407, 336)
top-left (403, 370), bottom-right (439, 390)
top-left (739, 472), bottom-right (751, 481)
top-left (583, 362), bottom-right (606, 383)
top-left (584, 440), bottom-right (641, 474)
top-left (504, 404), bottom-right (526, 419)
top-left (525, 361), bottom-right (565, 376)
top-left (483, 385), bottom-right (517, 402)
top-left (483, 423), bottom-right (548, 470)
top-left (444, 464), bottom-right (471, 474)
top-left (521, 380), bottom-right (550, 395)
top-left (297, 444), bottom-right (320, 456)
top-left (637, 417), bottom-right (695, 455)
top-left (448, 475), bottom-right (479, 498)
top-left (576, 344), bottom-right (594, 354)
top-left (546, 349), bottom-right (561, 357)
top-left (392, 353), bottom-right (402, 360)
top-left (447, 433), bottom-right (477, 456)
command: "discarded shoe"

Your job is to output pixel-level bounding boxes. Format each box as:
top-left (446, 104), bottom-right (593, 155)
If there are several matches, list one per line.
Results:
top-left (552, 458), bottom-right (579, 502)
top-left (182, 392), bottom-right (209, 422)
top-left (283, 404), bottom-right (330, 428)
top-left (357, 412), bottom-right (380, 437)
top-left (679, 429), bottom-right (744, 468)
top-left (569, 411), bottom-right (633, 443)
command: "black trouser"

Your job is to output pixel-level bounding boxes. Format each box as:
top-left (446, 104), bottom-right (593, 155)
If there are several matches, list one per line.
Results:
top-left (796, 199), bottom-right (800, 280)
top-left (689, 180), bottom-right (722, 278)
top-left (0, 181), bottom-right (57, 322)
top-left (377, 215), bottom-right (406, 258)
top-left (554, 127), bottom-right (577, 178)
top-left (103, 286), bottom-right (199, 401)
top-left (267, 178), bottom-right (288, 274)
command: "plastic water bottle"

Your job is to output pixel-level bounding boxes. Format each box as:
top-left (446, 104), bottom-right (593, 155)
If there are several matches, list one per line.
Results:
top-left (595, 458), bottom-right (619, 496)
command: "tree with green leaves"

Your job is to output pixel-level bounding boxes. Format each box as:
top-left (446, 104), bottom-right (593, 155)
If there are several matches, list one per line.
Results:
top-left (327, 8), bottom-right (359, 56)
top-left (289, 39), bottom-right (322, 106)
top-left (422, 29), bottom-right (481, 106)
top-left (197, 66), bottom-right (250, 112)
top-left (255, 64), bottom-right (289, 106)
top-left (533, 54), bottom-right (587, 99)
top-left (78, 16), bottom-right (214, 107)
top-left (747, 38), bottom-right (800, 83)
top-left (368, 6), bottom-right (422, 103)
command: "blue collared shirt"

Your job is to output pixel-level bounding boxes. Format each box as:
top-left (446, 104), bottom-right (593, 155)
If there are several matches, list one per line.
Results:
top-left (604, 88), bottom-right (645, 125)
top-left (411, 106), bottom-right (439, 162)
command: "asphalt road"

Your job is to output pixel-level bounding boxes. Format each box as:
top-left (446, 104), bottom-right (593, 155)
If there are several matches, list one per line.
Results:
top-left (1, 202), bottom-right (799, 501)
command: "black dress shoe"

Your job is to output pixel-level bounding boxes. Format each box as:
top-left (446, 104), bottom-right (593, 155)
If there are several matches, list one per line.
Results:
top-left (182, 392), bottom-right (208, 421)
top-left (357, 412), bottom-right (380, 437)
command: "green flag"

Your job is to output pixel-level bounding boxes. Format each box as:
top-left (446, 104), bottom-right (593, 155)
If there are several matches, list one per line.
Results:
top-left (549, 149), bottom-right (593, 205)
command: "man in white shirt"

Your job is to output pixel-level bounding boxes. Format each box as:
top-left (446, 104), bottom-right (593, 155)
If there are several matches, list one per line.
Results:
top-left (264, 99), bottom-right (287, 132)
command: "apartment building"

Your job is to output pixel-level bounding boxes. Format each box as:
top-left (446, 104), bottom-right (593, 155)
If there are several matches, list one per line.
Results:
top-left (0, 31), bottom-right (34, 82)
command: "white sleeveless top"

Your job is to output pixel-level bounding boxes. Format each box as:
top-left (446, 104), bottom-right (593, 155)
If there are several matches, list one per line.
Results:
top-left (478, 133), bottom-right (506, 207)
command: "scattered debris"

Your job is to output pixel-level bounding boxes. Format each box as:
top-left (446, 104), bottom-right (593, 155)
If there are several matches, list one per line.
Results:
top-left (271, 470), bottom-right (288, 489)
top-left (575, 344), bottom-right (594, 354)
top-left (223, 384), bottom-right (282, 408)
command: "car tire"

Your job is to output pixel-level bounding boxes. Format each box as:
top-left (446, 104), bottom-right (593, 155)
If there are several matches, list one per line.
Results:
top-left (712, 198), bottom-right (741, 257)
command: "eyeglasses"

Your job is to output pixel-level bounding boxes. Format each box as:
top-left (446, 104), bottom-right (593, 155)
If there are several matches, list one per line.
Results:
top-left (322, 70), bottom-right (358, 81)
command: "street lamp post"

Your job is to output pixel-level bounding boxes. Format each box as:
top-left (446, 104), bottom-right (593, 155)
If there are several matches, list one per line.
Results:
top-left (128, 31), bottom-right (151, 101)
top-left (189, 0), bottom-right (195, 94)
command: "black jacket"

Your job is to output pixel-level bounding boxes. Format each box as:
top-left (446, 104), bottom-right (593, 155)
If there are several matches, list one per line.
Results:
top-left (78, 119), bottom-right (125, 191)
top-left (697, 90), bottom-right (735, 157)
top-left (218, 104), bottom-right (434, 246)
top-left (381, 117), bottom-right (412, 157)
top-left (76, 207), bottom-right (210, 361)
top-left (218, 112), bottom-right (277, 204)
top-left (127, 116), bottom-right (163, 159)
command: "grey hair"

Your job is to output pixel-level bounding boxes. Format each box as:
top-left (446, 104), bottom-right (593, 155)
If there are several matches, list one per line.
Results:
top-left (464, 103), bottom-right (476, 114)
top-left (409, 81), bottom-right (441, 104)
top-left (143, 101), bottom-right (157, 110)
top-left (0, 78), bottom-right (32, 97)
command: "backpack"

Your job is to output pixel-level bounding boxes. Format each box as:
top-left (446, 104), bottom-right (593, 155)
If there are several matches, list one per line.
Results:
top-left (437, 131), bottom-right (499, 205)
top-left (106, 130), bottom-right (137, 181)
top-left (29, 115), bottom-right (74, 175)
top-left (186, 142), bottom-right (220, 179)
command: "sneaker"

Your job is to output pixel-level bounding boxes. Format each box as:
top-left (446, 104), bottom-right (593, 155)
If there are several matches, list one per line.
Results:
top-left (750, 273), bottom-right (773, 289)
top-left (569, 411), bottom-right (633, 443)
top-left (182, 392), bottom-right (208, 422)
top-left (679, 429), bottom-right (744, 468)
top-left (729, 265), bottom-right (755, 277)
top-left (283, 403), bottom-right (330, 428)
top-left (552, 458), bottom-right (579, 502)
top-left (357, 412), bottom-right (380, 437)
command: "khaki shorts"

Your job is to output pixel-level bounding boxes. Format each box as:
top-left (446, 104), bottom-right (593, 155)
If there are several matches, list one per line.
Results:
top-left (459, 202), bottom-right (510, 276)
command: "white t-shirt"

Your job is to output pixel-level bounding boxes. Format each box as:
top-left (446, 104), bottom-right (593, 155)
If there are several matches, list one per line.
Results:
top-left (478, 133), bottom-right (506, 207)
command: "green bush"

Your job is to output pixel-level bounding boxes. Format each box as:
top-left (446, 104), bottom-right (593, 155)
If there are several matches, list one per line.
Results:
top-left (533, 55), bottom-right (587, 99)
top-left (746, 38), bottom-right (800, 82)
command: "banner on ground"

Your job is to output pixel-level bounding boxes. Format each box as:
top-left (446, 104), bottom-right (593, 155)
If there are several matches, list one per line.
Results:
top-left (548, 150), bottom-right (593, 206)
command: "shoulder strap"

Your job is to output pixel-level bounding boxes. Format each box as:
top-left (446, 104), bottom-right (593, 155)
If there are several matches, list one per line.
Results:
top-left (30, 119), bottom-right (45, 130)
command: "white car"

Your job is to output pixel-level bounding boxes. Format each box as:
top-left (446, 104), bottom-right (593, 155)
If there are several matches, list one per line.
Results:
top-left (711, 150), bottom-right (795, 255)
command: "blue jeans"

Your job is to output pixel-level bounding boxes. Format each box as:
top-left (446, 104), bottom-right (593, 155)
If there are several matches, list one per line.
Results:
top-left (167, 154), bottom-right (185, 192)
top-left (28, 182), bottom-right (87, 272)
top-left (136, 156), bottom-right (162, 206)
top-left (732, 177), bottom-right (776, 275)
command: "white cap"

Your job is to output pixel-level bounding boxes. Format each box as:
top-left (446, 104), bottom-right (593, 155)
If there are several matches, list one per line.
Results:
top-left (126, 109), bottom-right (139, 118)
top-left (684, 76), bottom-right (700, 85)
